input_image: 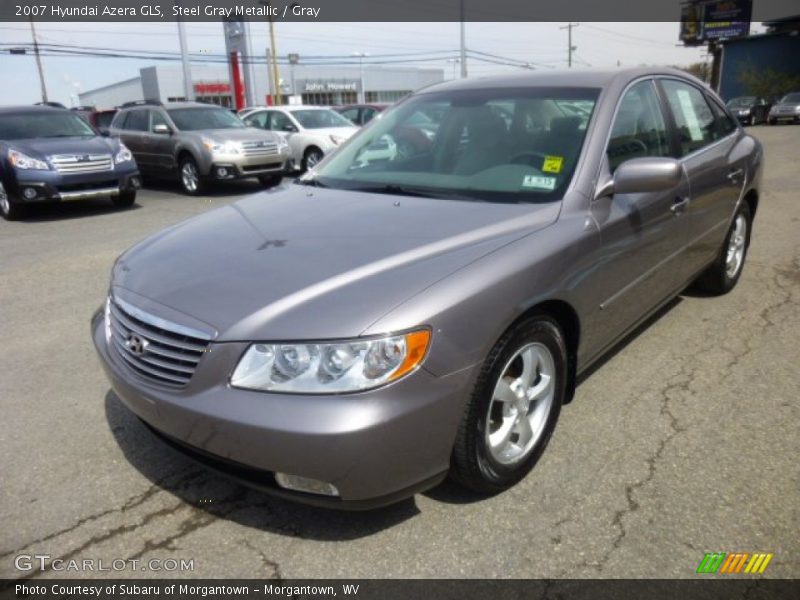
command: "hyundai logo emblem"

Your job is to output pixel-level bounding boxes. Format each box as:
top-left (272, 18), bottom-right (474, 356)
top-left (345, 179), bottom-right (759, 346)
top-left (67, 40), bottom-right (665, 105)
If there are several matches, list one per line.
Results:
top-left (126, 333), bottom-right (149, 356)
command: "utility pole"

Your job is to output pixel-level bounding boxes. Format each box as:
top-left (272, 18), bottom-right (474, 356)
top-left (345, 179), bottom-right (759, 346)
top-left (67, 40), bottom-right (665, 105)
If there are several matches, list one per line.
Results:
top-left (459, 0), bottom-right (467, 78)
top-left (28, 17), bottom-right (48, 102)
top-left (175, 1), bottom-right (194, 101)
top-left (560, 22), bottom-right (578, 68)
top-left (353, 52), bottom-right (369, 103)
top-left (260, 1), bottom-right (282, 105)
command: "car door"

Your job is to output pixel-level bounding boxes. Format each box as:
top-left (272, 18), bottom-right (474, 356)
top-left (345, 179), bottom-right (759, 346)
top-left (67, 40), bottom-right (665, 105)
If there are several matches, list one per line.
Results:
top-left (119, 109), bottom-right (150, 169)
top-left (658, 78), bottom-right (744, 274)
top-left (586, 79), bottom-right (691, 350)
top-left (148, 109), bottom-right (176, 173)
top-left (268, 110), bottom-right (303, 162)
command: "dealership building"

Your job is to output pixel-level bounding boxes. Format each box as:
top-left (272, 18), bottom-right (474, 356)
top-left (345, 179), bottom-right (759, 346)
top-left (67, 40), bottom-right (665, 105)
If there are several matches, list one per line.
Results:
top-left (78, 63), bottom-right (445, 108)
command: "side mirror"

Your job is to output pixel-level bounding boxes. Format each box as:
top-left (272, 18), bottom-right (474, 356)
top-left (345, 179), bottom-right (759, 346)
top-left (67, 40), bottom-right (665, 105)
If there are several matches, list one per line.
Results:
top-left (153, 123), bottom-right (171, 135)
top-left (282, 124), bottom-right (297, 133)
top-left (595, 157), bottom-right (682, 200)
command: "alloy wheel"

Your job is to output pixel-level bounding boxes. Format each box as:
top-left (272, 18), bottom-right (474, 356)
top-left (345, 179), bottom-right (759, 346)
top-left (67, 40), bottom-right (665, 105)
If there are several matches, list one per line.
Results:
top-left (725, 213), bottom-right (747, 279)
top-left (181, 161), bottom-right (199, 193)
top-left (0, 182), bottom-right (9, 215)
top-left (485, 342), bottom-right (556, 465)
top-left (305, 150), bottom-right (322, 169)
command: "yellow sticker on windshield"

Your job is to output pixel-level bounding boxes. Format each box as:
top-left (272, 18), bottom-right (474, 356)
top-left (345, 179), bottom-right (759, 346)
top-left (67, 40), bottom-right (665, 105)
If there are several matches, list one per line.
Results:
top-left (542, 155), bottom-right (564, 173)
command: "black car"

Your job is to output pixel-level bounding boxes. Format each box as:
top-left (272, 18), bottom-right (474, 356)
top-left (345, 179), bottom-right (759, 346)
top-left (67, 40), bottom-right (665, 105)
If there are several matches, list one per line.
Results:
top-left (0, 106), bottom-right (140, 220)
top-left (726, 96), bottom-right (771, 126)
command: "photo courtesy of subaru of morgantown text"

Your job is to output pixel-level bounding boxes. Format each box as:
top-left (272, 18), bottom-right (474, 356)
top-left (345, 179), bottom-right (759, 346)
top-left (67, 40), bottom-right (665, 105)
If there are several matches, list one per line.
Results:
top-left (92, 68), bottom-right (761, 508)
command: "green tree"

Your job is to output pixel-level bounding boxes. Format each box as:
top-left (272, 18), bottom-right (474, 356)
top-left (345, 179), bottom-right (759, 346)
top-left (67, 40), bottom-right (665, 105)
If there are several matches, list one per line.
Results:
top-left (677, 62), bottom-right (710, 82)
top-left (738, 63), bottom-right (800, 102)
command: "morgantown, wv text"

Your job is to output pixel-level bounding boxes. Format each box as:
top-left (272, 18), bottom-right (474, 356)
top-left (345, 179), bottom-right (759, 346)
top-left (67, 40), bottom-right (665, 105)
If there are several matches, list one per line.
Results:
top-left (15, 583), bottom-right (361, 597)
top-left (26, 3), bottom-right (322, 19)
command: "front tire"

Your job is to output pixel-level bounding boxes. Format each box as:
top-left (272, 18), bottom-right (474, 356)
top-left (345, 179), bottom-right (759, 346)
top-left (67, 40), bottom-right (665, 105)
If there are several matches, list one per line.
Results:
top-left (179, 156), bottom-right (205, 195)
top-left (0, 181), bottom-right (26, 221)
top-left (450, 314), bottom-right (567, 494)
top-left (112, 190), bottom-right (136, 209)
top-left (694, 203), bottom-right (751, 295)
top-left (302, 147), bottom-right (323, 172)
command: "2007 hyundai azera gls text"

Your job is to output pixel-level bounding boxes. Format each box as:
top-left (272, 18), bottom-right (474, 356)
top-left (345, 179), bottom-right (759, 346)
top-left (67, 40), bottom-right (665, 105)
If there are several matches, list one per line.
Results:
top-left (92, 68), bottom-right (762, 508)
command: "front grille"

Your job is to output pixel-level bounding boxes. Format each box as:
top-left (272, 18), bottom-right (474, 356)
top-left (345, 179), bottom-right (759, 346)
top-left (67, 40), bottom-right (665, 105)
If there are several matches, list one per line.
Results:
top-left (51, 154), bottom-right (113, 174)
top-left (108, 299), bottom-right (210, 387)
top-left (241, 141), bottom-right (279, 157)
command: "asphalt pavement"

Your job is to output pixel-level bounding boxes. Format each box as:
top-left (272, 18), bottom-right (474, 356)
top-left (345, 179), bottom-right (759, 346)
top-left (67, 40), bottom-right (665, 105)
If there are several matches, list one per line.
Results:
top-left (1, 126), bottom-right (798, 579)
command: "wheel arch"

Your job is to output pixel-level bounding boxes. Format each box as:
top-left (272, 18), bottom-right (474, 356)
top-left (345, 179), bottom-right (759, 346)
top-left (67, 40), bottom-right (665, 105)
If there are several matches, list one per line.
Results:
top-left (510, 298), bottom-right (581, 405)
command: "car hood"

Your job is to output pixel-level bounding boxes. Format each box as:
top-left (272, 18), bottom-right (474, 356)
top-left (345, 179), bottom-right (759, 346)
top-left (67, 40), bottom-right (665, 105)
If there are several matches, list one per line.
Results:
top-left (194, 128), bottom-right (281, 143)
top-left (113, 185), bottom-right (560, 341)
top-left (10, 136), bottom-right (118, 157)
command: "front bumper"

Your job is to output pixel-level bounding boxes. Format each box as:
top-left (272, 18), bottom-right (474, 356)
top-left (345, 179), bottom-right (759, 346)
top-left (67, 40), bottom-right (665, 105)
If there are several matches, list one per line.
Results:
top-left (11, 165), bottom-right (140, 204)
top-left (207, 151), bottom-right (294, 180)
top-left (91, 310), bottom-right (472, 509)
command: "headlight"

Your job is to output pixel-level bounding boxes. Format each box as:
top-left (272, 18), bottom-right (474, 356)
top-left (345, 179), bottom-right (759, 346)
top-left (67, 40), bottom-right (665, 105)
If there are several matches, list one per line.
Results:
top-left (329, 135), bottom-right (345, 146)
top-left (8, 149), bottom-right (49, 170)
top-left (738, 109), bottom-right (750, 115)
top-left (795, 106), bottom-right (800, 113)
top-left (114, 143), bottom-right (133, 164)
top-left (231, 330), bottom-right (431, 394)
top-left (202, 137), bottom-right (241, 155)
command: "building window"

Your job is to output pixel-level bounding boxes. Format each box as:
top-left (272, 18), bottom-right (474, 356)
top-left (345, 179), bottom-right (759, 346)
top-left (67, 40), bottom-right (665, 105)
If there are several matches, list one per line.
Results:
top-left (366, 90), bottom-right (411, 103)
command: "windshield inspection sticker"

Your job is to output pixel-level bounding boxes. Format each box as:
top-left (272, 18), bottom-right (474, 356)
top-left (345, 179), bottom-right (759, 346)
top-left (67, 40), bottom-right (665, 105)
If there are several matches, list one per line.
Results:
top-left (522, 175), bottom-right (557, 190)
top-left (542, 155), bottom-right (564, 173)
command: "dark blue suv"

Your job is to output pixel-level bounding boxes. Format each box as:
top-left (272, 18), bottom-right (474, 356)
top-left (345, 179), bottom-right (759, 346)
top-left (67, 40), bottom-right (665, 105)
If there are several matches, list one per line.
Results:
top-left (0, 105), bottom-right (141, 220)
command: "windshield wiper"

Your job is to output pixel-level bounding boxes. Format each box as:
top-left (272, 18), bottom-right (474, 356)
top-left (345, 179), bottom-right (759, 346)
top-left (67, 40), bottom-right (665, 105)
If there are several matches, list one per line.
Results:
top-left (352, 184), bottom-right (478, 201)
top-left (294, 177), bottom-right (327, 188)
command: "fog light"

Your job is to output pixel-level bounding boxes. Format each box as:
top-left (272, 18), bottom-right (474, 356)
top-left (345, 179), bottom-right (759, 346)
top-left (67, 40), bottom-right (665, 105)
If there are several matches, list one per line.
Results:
top-left (216, 167), bottom-right (228, 178)
top-left (23, 187), bottom-right (38, 200)
top-left (131, 177), bottom-right (141, 189)
top-left (275, 473), bottom-right (339, 497)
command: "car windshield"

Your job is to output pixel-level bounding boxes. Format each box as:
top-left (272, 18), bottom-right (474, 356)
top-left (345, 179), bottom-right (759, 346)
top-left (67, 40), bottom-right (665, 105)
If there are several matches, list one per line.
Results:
top-left (310, 86), bottom-right (599, 203)
top-left (291, 109), bottom-right (354, 129)
top-left (166, 107), bottom-right (245, 131)
top-left (727, 97), bottom-right (755, 107)
top-left (780, 93), bottom-right (800, 103)
top-left (0, 112), bottom-right (96, 140)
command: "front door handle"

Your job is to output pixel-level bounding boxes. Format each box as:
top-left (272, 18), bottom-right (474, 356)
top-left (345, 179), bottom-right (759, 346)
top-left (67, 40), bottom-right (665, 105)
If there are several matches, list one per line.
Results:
top-left (727, 168), bottom-right (744, 183)
top-left (671, 196), bottom-right (690, 214)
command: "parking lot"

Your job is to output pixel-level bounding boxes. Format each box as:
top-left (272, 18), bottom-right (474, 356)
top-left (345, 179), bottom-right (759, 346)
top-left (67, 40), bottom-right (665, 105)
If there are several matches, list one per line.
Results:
top-left (1, 125), bottom-right (798, 580)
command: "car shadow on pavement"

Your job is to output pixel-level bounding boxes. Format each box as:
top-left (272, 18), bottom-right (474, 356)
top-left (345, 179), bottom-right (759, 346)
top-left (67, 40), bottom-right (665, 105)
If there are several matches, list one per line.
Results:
top-left (15, 199), bottom-right (143, 223)
top-left (138, 177), bottom-right (286, 197)
top-left (104, 391), bottom-right (420, 540)
top-left (425, 295), bottom-right (684, 506)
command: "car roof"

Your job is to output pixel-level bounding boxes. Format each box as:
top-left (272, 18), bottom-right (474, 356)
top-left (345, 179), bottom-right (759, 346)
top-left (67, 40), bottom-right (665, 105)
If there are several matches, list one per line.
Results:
top-left (0, 105), bottom-right (70, 116)
top-left (248, 105), bottom-right (334, 112)
top-left (420, 66), bottom-right (706, 94)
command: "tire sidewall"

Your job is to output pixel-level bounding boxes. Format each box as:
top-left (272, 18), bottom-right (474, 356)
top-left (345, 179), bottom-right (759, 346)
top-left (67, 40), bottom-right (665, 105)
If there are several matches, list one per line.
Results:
top-left (719, 203), bottom-right (752, 292)
top-left (472, 316), bottom-right (567, 490)
top-left (179, 157), bottom-right (203, 195)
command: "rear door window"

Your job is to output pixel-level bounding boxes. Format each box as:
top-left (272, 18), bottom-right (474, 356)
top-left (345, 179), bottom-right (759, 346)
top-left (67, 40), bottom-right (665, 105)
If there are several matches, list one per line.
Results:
top-left (660, 80), bottom-right (719, 156)
top-left (125, 109), bottom-right (148, 132)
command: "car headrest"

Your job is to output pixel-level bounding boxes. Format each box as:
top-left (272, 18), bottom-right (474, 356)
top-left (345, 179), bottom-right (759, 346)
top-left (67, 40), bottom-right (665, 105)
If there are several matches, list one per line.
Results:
top-left (550, 116), bottom-right (582, 136)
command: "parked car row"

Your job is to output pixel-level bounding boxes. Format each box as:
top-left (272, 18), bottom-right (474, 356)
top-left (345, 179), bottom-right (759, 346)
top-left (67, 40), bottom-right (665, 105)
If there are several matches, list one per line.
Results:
top-left (0, 101), bottom-right (293, 219)
top-left (726, 92), bottom-right (800, 126)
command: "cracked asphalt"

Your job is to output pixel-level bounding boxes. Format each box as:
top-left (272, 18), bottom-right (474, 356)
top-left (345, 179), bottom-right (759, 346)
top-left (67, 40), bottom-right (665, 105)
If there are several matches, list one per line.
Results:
top-left (1, 127), bottom-right (798, 580)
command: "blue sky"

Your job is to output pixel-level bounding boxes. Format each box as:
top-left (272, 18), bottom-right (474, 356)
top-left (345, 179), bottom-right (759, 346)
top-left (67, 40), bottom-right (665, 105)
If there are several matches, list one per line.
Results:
top-left (0, 21), bottom-right (734, 106)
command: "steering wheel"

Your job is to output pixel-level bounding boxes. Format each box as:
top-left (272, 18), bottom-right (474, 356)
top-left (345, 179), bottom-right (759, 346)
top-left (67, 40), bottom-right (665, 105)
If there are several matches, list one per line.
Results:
top-left (509, 151), bottom-right (551, 168)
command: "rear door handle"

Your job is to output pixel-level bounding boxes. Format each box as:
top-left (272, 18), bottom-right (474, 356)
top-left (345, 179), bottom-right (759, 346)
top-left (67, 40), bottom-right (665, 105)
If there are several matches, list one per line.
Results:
top-left (671, 196), bottom-right (690, 214)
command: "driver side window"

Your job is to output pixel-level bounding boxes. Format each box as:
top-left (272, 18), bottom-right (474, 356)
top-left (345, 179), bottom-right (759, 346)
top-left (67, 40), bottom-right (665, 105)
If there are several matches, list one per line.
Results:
top-left (607, 80), bottom-right (671, 172)
top-left (269, 111), bottom-right (295, 132)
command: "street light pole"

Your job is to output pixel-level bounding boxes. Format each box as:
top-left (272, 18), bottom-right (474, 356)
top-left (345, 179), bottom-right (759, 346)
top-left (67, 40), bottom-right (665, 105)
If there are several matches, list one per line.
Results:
top-left (28, 17), bottom-right (48, 103)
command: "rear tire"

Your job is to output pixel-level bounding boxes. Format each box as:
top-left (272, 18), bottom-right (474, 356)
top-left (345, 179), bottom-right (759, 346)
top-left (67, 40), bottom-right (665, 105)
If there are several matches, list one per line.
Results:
top-left (694, 203), bottom-right (751, 295)
top-left (112, 190), bottom-right (136, 209)
top-left (179, 156), bottom-right (205, 195)
top-left (258, 174), bottom-right (282, 188)
top-left (0, 181), bottom-right (25, 221)
top-left (450, 314), bottom-right (567, 494)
